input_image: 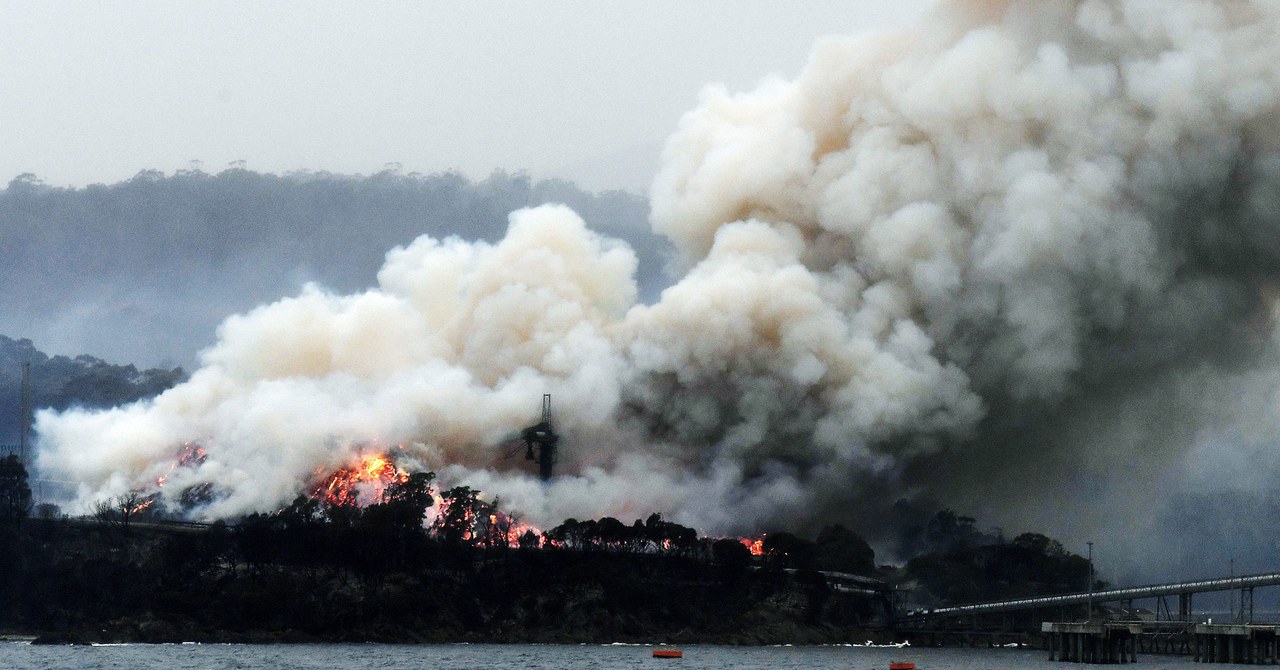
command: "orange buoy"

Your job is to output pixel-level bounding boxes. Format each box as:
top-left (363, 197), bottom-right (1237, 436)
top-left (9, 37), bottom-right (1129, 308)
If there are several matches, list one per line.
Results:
top-left (653, 649), bottom-right (683, 659)
top-left (889, 662), bottom-right (915, 670)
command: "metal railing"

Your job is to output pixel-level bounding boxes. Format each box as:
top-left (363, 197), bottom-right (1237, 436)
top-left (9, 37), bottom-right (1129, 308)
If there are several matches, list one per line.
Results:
top-left (911, 572), bottom-right (1280, 619)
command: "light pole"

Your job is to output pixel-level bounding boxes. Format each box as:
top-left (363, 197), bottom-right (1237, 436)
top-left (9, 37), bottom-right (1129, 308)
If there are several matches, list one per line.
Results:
top-left (1087, 541), bottom-right (1095, 622)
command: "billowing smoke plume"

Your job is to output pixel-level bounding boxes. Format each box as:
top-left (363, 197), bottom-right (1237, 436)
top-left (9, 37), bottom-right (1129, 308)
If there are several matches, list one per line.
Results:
top-left (36, 1), bottom-right (1280, 561)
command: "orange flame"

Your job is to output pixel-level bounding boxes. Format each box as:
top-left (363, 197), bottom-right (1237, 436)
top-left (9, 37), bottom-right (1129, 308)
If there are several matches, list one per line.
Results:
top-left (130, 497), bottom-right (157, 515)
top-left (740, 536), bottom-right (765, 556)
top-left (155, 442), bottom-right (208, 489)
top-left (476, 507), bottom-right (542, 548)
top-left (309, 452), bottom-right (409, 507)
top-left (511, 521), bottom-right (541, 542)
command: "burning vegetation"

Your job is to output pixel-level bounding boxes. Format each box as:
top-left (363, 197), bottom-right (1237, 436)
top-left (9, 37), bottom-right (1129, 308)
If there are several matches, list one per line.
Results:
top-left (3, 454), bottom-right (1101, 644)
top-left (99, 445), bottom-right (784, 560)
top-left (302, 453), bottom-right (542, 548)
top-left (308, 453), bottom-right (409, 508)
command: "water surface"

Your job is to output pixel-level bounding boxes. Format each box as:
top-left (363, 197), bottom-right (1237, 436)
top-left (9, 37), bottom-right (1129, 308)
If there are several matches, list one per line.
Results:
top-left (0, 641), bottom-right (1260, 669)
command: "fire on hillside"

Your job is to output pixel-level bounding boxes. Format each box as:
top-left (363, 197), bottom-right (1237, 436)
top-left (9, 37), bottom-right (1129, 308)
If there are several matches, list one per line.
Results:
top-left (308, 453), bottom-right (408, 508)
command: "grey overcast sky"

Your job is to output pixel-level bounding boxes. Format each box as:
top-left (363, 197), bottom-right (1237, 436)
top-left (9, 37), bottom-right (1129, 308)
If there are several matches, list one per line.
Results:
top-left (1, 2), bottom-right (932, 193)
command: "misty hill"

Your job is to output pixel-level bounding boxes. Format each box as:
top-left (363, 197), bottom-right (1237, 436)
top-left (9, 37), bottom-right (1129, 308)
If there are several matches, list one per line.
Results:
top-left (1, 169), bottom-right (668, 367)
top-left (0, 336), bottom-right (183, 447)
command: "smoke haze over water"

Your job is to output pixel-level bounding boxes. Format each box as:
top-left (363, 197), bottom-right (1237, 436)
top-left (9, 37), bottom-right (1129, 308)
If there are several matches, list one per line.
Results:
top-left (35, 0), bottom-right (1280, 577)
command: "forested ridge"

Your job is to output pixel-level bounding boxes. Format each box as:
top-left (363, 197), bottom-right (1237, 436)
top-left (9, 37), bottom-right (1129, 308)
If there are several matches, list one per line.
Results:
top-left (0, 169), bottom-right (665, 367)
top-left (0, 335), bottom-right (183, 445)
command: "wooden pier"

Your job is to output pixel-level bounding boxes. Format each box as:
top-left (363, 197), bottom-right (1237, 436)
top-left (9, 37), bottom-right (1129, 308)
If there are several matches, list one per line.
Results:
top-left (1192, 624), bottom-right (1280, 664)
top-left (1044, 622), bottom-right (1140, 663)
top-left (896, 570), bottom-right (1280, 664)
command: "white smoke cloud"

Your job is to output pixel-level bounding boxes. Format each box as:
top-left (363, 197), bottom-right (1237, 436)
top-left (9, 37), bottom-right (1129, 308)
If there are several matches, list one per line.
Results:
top-left (36, 1), bottom-right (1280, 545)
top-left (38, 206), bottom-right (639, 518)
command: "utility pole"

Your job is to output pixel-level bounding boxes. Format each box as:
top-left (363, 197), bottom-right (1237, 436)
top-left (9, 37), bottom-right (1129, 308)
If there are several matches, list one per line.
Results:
top-left (18, 362), bottom-right (30, 466)
top-left (1087, 541), bottom-right (1095, 622)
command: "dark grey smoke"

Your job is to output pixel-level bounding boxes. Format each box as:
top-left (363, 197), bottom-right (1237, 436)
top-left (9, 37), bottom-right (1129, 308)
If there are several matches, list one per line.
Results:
top-left (640, 0), bottom-right (1280, 581)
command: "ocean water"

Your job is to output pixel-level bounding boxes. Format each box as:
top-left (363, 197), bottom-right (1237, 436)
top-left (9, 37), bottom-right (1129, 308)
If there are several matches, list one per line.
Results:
top-left (0, 642), bottom-right (1266, 670)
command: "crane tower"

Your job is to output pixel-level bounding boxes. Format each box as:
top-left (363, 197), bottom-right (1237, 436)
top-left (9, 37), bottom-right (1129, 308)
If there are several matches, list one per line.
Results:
top-left (521, 393), bottom-right (558, 481)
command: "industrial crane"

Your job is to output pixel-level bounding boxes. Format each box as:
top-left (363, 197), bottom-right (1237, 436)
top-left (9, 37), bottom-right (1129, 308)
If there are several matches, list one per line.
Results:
top-left (520, 393), bottom-right (558, 481)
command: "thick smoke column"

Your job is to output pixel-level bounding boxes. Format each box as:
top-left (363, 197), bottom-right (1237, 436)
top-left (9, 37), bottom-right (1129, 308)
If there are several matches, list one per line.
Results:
top-left (37, 1), bottom-right (1280, 549)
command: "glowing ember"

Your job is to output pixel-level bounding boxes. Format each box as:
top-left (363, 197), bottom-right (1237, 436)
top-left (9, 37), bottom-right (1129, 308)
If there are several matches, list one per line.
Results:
top-left (510, 522), bottom-right (542, 547)
top-left (740, 537), bottom-right (765, 556)
top-left (309, 453), bottom-right (409, 507)
top-left (484, 509), bottom-right (542, 548)
top-left (155, 442), bottom-right (208, 489)
top-left (130, 496), bottom-right (157, 515)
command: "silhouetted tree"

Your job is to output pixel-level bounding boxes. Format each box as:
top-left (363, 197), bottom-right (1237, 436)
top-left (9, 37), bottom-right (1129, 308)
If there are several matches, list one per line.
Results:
top-left (235, 511), bottom-right (281, 569)
top-left (924, 509), bottom-right (984, 553)
top-left (905, 526), bottom-right (1098, 605)
top-left (517, 528), bottom-right (541, 550)
top-left (597, 516), bottom-right (629, 551)
top-left (711, 538), bottom-right (752, 580)
top-left (477, 501), bottom-right (516, 549)
top-left (275, 496), bottom-right (327, 565)
top-left (545, 518), bottom-right (583, 550)
top-left (1012, 532), bottom-right (1066, 557)
top-left (762, 532), bottom-right (816, 570)
top-left (92, 491), bottom-right (150, 532)
top-left (0, 456), bottom-right (31, 525)
top-left (433, 486), bottom-right (480, 546)
top-left (375, 471), bottom-right (435, 531)
top-left (814, 524), bottom-right (876, 576)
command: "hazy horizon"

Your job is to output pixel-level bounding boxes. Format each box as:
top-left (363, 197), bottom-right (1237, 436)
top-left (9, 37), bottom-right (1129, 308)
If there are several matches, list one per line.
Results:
top-left (1, 2), bottom-right (931, 194)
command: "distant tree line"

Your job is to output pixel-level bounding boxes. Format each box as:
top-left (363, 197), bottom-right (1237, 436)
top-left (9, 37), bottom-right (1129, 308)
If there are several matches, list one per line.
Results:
top-left (0, 335), bottom-right (184, 447)
top-left (896, 508), bottom-right (1102, 605)
top-left (0, 168), bottom-right (667, 366)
